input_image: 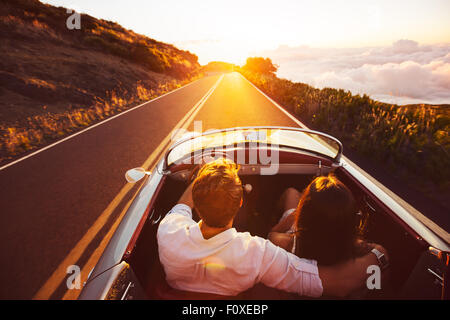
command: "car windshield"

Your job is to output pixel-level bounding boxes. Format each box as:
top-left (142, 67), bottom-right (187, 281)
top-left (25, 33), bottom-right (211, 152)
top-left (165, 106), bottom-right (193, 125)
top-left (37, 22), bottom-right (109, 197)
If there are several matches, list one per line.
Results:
top-left (166, 127), bottom-right (342, 168)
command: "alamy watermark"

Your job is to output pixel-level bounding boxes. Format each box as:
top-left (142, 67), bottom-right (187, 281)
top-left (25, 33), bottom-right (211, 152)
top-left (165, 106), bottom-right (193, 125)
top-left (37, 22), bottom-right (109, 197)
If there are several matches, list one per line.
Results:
top-left (170, 121), bottom-right (280, 175)
top-left (366, 265), bottom-right (381, 290)
top-left (66, 264), bottom-right (81, 290)
top-left (66, 9), bottom-right (81, 30)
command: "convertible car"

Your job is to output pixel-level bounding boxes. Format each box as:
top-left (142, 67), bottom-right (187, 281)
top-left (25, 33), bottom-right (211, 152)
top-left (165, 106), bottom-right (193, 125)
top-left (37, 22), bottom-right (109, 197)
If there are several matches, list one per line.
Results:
top-left (79, 126), bottom-right (449, 300)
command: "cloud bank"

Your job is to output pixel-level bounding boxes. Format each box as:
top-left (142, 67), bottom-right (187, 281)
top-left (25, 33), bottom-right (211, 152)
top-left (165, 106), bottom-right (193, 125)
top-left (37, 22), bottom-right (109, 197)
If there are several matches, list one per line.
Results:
top-left (260, 40), bottom-right (450, 105)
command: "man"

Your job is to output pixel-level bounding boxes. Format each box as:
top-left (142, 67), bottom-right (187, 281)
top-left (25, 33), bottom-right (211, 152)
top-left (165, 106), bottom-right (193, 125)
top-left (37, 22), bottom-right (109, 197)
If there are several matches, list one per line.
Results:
top-left (157, 159), bottom-right (388, 298)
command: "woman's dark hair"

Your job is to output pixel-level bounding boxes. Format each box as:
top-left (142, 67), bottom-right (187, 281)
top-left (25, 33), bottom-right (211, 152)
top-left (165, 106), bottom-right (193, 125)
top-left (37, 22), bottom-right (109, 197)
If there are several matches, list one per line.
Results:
top-left (294, 174), bottom-right (366, 265)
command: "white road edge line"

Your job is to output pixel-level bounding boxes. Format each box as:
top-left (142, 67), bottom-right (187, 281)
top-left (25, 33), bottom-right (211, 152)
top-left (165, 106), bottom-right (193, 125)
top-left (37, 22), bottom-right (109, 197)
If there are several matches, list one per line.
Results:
top-left (33, 74), bottom-right (224, 300)
top-left (237, 72), bottom-right (309, 129)
top-left (0, 77), bottom-right (203, 172)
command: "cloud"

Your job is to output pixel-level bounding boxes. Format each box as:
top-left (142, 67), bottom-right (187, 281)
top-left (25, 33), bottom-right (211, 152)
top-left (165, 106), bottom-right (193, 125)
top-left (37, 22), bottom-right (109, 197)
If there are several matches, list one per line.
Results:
top-left (260, 40), bottom-right (450, 105)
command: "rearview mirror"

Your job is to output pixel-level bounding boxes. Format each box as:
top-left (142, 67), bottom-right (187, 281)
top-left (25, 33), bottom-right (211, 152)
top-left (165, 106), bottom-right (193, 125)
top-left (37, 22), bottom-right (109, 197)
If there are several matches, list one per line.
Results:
top-left (125, 167), bottom-right (150, 183)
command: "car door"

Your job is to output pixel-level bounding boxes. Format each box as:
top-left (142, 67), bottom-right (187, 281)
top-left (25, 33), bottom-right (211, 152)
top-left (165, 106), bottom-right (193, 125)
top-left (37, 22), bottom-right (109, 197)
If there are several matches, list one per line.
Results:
top-left (400, 248), bottom-right (449, 299)
top-left (79, 261), bottom-right (147, 300)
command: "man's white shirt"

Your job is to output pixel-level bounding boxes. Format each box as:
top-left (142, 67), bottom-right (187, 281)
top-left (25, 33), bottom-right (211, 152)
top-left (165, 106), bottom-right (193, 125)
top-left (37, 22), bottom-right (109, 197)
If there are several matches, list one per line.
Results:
top-left (157, 204), bottom-right (323, 297)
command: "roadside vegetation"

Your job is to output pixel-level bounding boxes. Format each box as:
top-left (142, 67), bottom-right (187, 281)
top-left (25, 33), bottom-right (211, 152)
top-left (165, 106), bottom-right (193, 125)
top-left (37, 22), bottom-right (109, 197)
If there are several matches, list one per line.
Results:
top-left (0, 0), bottom-right (202, 163)
top-left (239, 58), bottom-right (450, 193)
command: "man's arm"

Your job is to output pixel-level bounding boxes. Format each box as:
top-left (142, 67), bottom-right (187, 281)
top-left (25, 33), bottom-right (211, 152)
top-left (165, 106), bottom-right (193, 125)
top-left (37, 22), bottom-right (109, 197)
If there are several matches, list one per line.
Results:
top-left (177, 182), bottom-right (194, 208)
top-left (318, 244), bottom-right (388, 297)
top-left (257, 240), bottom-right (324, 297)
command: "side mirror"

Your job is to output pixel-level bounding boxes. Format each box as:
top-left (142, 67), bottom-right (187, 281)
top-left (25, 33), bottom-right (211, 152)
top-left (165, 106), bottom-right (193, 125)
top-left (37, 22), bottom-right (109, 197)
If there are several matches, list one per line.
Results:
top-left (125, 167), bottom-right (151, 183)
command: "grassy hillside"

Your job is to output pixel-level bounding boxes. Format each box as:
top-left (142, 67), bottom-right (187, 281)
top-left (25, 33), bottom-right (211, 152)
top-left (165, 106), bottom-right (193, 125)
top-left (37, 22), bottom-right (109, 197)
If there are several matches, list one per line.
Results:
top-left (0, 0), bottom-right (201, 163)
top-left (201, 61), bottom-right (237, 73)
top-left (239, 68), bottom-right (450, 200)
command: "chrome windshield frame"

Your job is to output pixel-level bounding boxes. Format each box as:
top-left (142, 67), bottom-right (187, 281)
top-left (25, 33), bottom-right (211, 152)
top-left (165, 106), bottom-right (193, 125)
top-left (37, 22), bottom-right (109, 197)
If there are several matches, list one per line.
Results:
top-left (162, 126), bottom-right (343, 172)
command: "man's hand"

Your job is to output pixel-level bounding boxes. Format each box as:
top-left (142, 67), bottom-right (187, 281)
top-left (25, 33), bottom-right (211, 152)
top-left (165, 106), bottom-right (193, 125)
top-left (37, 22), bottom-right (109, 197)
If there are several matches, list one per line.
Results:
top-left (178, 181), bottom-right (194, 208)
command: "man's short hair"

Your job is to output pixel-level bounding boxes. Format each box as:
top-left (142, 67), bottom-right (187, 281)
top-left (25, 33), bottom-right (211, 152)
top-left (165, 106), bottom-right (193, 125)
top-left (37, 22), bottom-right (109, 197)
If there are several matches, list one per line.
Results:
top-left (192, 158), bottom-right (243, 228)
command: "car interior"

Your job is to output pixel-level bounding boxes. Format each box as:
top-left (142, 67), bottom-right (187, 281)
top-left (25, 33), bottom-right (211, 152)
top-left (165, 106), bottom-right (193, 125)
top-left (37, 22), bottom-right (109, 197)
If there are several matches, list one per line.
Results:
top-left (122, 151), bottom-right (444, 300)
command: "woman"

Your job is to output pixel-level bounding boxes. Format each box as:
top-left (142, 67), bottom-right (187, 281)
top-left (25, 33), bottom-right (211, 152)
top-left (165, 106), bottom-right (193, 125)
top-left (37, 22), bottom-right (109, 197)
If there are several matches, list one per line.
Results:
top-left (269, 174), bottom-right (372, 266)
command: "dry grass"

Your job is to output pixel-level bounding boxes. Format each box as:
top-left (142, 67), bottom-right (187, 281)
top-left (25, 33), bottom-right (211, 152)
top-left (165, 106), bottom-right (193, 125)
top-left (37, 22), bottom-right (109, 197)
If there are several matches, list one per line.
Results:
top-left (0, 76), bottom-right (201, 163)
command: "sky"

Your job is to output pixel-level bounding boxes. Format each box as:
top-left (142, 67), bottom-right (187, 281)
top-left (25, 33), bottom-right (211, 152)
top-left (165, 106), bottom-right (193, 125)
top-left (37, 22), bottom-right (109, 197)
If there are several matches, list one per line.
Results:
top-left (41, 0), bottom-right (450, 104)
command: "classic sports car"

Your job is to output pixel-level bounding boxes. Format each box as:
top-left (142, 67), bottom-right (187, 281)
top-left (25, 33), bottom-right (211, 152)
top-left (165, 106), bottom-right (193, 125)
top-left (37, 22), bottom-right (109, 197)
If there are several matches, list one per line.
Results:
top-left (79, 126), bottom-right (449, 300)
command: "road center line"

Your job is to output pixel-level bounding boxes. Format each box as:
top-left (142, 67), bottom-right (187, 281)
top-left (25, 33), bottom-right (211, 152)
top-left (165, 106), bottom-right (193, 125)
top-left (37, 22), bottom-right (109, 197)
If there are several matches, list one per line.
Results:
top-left (33, 74), bottom-right (223, 300)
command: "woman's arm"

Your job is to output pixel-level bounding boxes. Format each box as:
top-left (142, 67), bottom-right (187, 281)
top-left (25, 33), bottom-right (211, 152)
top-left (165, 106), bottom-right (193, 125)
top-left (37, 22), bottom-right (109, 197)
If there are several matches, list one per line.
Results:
top-left (270, 211), bottom-right (296, 233)
top-left (268, 232), bottom-right (294, 252)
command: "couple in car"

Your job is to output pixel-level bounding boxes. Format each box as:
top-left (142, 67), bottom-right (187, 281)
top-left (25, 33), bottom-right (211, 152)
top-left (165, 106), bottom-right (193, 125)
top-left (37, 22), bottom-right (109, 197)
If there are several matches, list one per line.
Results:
top-left (157, 158), bottom-right (388, 298)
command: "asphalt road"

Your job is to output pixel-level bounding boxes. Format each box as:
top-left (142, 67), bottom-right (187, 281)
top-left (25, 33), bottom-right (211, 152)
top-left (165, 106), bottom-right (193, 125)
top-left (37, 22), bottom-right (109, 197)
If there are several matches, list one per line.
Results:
top-left (0, 75), bottom-right (220, 299)
top-left (0, 72), bottom-right (447, 300)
